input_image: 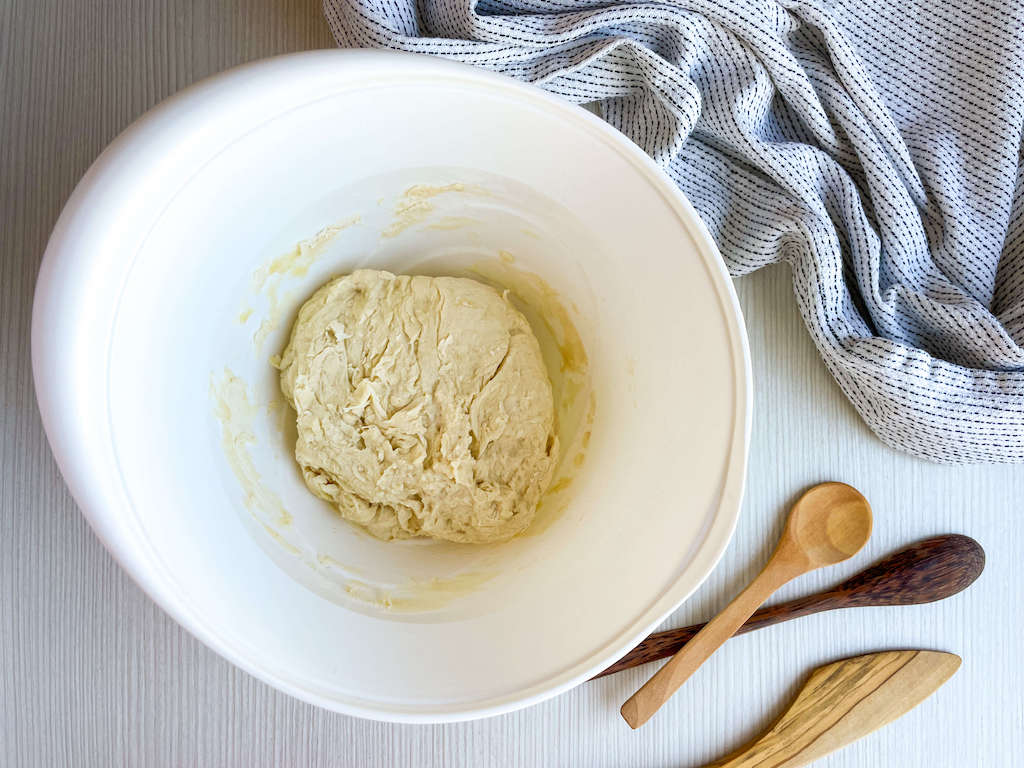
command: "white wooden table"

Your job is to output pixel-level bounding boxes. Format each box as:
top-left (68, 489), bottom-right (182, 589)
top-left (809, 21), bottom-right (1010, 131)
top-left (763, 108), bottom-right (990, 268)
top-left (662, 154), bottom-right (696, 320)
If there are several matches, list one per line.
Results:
top-left (3, 1), bottom-right (1022, 764)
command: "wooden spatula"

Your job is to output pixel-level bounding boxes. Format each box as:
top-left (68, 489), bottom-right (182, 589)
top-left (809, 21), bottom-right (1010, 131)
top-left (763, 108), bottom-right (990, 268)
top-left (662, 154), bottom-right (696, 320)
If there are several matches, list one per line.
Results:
top-left (595, 534), bottom-right (983, 679)
top-left (701, 650), bottom-right (961, 768)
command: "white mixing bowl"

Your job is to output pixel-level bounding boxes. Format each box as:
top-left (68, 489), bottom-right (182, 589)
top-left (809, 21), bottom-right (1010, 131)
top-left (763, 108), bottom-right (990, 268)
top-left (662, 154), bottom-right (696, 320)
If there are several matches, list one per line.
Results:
top-left (32, 51), bottom-right (751, 722)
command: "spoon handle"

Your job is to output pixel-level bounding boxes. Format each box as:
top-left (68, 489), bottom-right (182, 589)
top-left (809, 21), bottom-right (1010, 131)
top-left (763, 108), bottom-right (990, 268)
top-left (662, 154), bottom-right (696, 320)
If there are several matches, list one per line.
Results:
top-left (594, 592), bottom-right (837, 679)
top-left (620, 559), bottom-right (798, 729)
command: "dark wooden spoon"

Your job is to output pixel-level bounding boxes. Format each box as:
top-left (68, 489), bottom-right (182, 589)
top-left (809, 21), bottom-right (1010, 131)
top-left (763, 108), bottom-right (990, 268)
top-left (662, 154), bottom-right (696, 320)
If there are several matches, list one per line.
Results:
top-left (594, 534), bottom-right (984, 680)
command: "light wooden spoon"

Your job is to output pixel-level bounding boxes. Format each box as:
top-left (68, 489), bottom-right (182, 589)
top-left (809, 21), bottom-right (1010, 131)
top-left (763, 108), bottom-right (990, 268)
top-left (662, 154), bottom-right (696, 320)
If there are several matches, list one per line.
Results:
top-left (620, 482), bottom-right (873, 729)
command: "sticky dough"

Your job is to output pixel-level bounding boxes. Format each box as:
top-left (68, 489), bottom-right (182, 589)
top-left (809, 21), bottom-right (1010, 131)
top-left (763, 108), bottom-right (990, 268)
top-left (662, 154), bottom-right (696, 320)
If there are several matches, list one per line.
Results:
top-left (278, 269), bottom-right (559, 543)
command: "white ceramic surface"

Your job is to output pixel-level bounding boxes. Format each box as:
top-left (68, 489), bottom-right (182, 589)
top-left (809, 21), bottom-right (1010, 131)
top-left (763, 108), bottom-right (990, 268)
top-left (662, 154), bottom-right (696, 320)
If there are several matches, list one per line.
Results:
top-left (31, 50), bottom-right (751, 722)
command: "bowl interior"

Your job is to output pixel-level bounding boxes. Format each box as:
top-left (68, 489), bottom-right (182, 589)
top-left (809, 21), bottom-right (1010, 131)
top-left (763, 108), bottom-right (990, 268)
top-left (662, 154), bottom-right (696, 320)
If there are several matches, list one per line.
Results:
top-left (57, 53), bottom-right (748, 720)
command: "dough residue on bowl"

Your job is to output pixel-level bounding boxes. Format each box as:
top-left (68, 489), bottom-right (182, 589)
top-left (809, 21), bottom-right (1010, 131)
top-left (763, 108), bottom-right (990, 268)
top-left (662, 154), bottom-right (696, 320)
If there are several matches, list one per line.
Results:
top-left (277, 269), bottom-right (560, 543)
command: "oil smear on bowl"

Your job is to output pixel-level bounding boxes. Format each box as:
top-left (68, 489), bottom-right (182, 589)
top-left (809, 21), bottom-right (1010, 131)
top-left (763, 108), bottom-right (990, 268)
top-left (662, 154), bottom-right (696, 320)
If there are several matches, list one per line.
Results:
top-left (238, 214), bottom-right (361, 354)
top-left (211, 368), bottom-right (499, 613)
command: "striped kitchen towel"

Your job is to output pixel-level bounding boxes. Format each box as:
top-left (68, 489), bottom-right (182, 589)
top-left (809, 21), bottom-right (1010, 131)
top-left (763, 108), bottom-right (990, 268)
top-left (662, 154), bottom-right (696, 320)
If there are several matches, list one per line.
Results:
top-left (322, 0), bottom-right (1024, 463)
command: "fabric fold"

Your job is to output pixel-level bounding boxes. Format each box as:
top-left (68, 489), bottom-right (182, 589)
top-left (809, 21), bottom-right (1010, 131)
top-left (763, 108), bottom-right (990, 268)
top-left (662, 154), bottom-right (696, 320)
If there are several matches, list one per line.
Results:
top-left (323, 0), bottom-right (1024, 462)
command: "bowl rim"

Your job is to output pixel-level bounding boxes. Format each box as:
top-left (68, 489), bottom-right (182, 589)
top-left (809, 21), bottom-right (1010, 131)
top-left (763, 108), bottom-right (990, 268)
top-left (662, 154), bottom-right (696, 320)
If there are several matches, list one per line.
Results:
top-left (31, 49), bottom-right (752, 722)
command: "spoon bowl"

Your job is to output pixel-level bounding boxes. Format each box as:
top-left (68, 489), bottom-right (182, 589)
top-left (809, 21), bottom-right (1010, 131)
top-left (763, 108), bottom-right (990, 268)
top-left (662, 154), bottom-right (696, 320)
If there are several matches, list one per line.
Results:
top-left (783, 482), bottom-right (873, 568)
top-left (836, 533), bottom-right (985, 606)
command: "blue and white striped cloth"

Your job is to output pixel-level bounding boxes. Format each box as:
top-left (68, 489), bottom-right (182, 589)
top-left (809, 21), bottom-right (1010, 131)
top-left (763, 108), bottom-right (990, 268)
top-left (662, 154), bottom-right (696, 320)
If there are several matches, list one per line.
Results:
top-left (323, 0), bottom-right (1024, 463)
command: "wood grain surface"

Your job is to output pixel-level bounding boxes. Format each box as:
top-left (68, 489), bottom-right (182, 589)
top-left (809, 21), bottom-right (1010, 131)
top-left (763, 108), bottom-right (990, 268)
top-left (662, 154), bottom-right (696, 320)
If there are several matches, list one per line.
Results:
top-left (2, 1), bottom-right (1023, 765)
top-left (595, 535), bottom-right (985, 679)
top-left (703, 651), bottom-right (961, 768)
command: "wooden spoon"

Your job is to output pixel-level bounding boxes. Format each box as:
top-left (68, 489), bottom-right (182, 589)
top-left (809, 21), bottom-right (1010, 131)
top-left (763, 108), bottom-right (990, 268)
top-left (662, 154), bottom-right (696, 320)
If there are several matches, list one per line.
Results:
top-left (621, 482), bottom-right (873, 729)
top-left (701, 650), bottom-right (961, 767)
top-left (594, 534), bottom-right (983, 679)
